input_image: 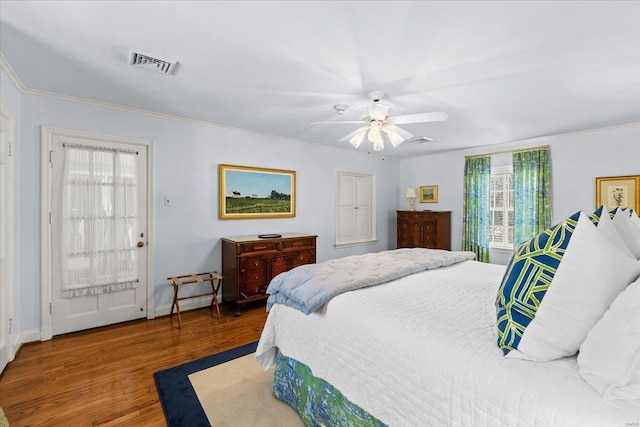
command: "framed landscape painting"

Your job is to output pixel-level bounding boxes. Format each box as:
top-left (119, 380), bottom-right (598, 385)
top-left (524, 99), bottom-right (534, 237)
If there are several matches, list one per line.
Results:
top-left (219, 164), bottom-right (296, 219)
top-left (595, 175), bottom-right (640, 213)
top-left (419, 185), bottom-right (438, 203)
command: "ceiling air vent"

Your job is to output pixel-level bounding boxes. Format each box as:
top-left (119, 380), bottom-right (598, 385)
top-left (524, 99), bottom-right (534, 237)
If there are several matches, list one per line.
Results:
top-left (408, 136), bottom-right (434, 143)
top-left (129, 50), bottom-right (177, 75)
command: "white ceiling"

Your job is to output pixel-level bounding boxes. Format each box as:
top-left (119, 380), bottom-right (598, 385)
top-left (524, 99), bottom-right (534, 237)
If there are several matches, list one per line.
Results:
top-left (1, 1), bottom-right (639, 158)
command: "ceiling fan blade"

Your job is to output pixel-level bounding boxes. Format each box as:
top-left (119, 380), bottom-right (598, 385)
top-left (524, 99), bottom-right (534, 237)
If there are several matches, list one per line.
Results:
top-left (384, 124), bottom-right (413, 141)
top-left (387, 112), bottom-right (448, 125)
top-left (368, 103), bottom-right (390, 121)
top-left (311, 121), bottom-right (366, 125)
top-left (339, 126), bottom-right (369, 142)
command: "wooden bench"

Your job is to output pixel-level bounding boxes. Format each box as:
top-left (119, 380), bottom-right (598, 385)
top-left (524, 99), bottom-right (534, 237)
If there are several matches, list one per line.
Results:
top-left (168, 271), bottom-right (223, 328)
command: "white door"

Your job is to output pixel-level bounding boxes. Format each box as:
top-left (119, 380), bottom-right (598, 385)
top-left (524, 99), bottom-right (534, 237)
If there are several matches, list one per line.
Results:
top-left (335, 171), bottom-right (376, 246)
top-left (0, 108), bottom-right (15, 373)
top-left (49, 132), bottom-right (148, 335)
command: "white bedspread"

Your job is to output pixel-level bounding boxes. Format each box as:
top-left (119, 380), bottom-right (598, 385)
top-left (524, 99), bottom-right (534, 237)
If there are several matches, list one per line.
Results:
top-left (256, 260), bottom-right (640, 426)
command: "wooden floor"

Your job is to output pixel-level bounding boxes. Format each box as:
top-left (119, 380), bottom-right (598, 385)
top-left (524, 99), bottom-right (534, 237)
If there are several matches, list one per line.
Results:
top-left (0, 304), bottom-right (269, 426)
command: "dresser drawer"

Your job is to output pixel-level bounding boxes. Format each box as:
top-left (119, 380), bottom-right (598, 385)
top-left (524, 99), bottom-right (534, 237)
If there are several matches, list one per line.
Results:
top-left (282, 238), bottom-right (315, 249)
top-left (244, 268), bottom-right (267, 286)
top-left (290, 249), bottom-right (315, 268)
top-left (240, 256), bottom-right (267, 270)
top-left (239, 282), bottom-right (265, 299)
top-left (237, 242), bottom-right (279, 254)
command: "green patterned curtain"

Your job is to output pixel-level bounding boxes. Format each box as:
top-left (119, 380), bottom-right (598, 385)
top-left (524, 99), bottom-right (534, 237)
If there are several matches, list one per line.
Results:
top-left (463, 156), bottom-right (491, 262)
top-left (513, 148), bottom-right (552, 245)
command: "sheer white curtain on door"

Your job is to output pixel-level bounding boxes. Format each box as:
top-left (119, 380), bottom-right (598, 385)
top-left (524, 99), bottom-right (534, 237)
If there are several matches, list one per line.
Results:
top-left (59, 144), bottom-right (138, 298)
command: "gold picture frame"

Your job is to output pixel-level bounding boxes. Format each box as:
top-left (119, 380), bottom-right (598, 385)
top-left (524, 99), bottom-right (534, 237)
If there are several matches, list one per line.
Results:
top-left (419, 185), bottom-right (438, 203)
top-left (219, 164), bottom-right (296, 219)
top-left (595, 175), bottom-right (640, 213)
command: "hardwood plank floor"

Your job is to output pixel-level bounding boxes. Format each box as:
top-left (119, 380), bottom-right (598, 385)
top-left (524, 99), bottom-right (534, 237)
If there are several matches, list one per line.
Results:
top-left (0, 304), bottom-right (269, 426)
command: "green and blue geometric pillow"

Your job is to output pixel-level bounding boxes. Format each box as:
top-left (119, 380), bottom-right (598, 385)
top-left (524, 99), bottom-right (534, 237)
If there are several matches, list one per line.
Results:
top-left (496, 212), bottom-right (580, 355)
top-left (497, 210), bottom-right (640, 361)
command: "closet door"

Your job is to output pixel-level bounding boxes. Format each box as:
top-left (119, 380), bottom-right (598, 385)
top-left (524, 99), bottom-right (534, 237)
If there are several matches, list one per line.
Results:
top-left (335, 171), bottom-right (376, 246)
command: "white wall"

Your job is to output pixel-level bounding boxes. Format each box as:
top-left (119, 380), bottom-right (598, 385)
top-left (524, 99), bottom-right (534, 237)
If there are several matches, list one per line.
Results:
top-left (17, 92), bottom-right (400, 332)
top-left (400, 123), bottom-right (640, 264)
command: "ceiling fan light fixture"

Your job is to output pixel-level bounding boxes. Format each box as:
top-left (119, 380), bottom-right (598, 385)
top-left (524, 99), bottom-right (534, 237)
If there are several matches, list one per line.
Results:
top-left (372, 138), bottom-right (385, 151)
top-left (349, 131), bottom-right (366, 148)
top-left (368, 125), bottom-right (383, 145)
top-left (386, 129), bottom-right (405, 147)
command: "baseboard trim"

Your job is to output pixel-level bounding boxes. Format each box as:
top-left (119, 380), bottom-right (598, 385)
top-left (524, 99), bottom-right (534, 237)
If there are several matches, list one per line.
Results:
top-left (155, 296), bottom-right (215, 317)
top-left (10, 328), bottom-right (42, 359)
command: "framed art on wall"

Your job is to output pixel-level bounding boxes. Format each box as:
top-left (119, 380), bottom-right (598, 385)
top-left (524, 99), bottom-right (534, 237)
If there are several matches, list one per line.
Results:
top-left (219, 164), bottom-right (296, 219)
top-left (595, 175), bottom-right (640, 212)
top-left (419, 185), bottom-right (438, 203)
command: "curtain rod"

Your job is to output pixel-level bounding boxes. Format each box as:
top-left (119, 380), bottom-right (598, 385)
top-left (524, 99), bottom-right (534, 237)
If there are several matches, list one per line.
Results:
top-left (63, 142), bottom-right (139, 155)
top-left (464, 144), bottom-right (550, 159)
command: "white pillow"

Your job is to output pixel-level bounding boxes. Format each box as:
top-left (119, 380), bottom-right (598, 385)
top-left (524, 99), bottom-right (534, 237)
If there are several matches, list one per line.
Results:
top-left (578, 275), bottom-right (640, 400)
top-left (506, 212), bottom-right (640, 361)
top-left (594, 206), bottom-right (634, 259)
top-left (612, 208), bottom-right (640, 259)
top-left (630, 209), bottom-right (640, 232)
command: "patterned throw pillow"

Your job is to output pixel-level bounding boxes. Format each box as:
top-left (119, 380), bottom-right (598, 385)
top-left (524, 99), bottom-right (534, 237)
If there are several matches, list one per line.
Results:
top-left (496, 212), bottom-right (580, 355)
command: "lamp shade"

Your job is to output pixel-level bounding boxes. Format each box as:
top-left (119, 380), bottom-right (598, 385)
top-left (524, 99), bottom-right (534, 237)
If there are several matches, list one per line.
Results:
top-left (405, 187), bottom-right (417, 198)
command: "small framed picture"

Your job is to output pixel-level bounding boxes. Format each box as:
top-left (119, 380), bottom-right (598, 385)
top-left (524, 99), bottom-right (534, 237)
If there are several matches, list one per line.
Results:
top-left (419, 185), bottom-right (438, 203)
top-left (595, 175), bottom-right (640, 212)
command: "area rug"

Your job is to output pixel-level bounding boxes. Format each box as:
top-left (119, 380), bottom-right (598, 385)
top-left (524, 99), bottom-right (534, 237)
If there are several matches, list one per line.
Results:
top-left (153, 342), bottom-right (302, 427)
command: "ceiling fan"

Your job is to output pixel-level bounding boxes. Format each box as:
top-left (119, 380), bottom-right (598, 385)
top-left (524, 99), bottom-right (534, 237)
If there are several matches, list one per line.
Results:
top-left (312, 91), bottom-right (448, 151)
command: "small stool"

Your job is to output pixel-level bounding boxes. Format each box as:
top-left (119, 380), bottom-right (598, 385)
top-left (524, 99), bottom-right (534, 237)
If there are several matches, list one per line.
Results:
top-left (168, 271), bottom-right (223, 328)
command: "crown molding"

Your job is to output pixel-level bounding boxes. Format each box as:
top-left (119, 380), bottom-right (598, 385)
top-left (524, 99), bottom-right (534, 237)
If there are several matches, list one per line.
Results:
top-left (415, 120), bottom-right (640, 160)
top-left (0, 53), bottom-right (26, 91)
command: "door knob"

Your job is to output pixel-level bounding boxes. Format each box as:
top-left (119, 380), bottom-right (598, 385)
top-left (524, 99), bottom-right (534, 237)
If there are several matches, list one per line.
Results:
top-left (137, 241), bottom-right (145, 248)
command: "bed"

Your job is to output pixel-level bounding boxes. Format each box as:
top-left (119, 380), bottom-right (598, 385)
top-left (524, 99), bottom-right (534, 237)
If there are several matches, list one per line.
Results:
top-left (256, 212), bottom-right (640, 426)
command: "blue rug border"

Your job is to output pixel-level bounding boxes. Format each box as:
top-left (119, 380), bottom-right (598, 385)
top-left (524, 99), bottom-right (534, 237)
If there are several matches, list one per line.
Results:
top-left (153, 341), bottom-right (259, 427)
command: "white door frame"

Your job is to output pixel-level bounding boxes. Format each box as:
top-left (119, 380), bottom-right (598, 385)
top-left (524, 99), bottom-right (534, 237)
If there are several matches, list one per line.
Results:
top-left (40, 126), bottom-right (155, 341)
top-left (0, 105), bottom-right (15, 370)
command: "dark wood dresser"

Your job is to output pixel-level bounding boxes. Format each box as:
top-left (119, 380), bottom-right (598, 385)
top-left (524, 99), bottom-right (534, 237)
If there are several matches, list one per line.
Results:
top-left (221, 233), bottom-right (317, 315)
top-left (397, 211), bottom-right (451, 250)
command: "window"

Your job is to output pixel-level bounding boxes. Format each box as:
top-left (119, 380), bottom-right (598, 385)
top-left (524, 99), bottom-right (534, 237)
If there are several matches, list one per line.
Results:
top-left (335, 170), bottom-right (376, 247)
top-left (490, 166), bottom-right (514, 249)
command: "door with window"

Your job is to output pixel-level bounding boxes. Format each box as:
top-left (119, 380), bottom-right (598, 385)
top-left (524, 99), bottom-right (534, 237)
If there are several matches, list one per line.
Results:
top-left (48, 130), bottom-right (148, 335)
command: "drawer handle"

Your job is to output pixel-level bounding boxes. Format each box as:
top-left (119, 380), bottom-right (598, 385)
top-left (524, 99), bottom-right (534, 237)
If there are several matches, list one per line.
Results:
top-left (254, 261), bottom-right (259, 267)
top-left (254, 246), bottom-right (267, 250)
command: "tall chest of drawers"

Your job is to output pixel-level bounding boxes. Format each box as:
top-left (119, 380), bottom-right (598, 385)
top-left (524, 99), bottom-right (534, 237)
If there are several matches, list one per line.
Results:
top-left (221, 233), bottom-right (317, 315)
top-left (397, 211), bottom-right (451, 250)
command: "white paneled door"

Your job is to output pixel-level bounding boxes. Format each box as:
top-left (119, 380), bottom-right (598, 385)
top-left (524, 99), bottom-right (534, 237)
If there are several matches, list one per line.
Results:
top-left (0, 108), bottom-right (15, 373)
top-left (47, 130), bottom-right (149, 336)
top-left (335, 170), bottom-right (376, 246)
